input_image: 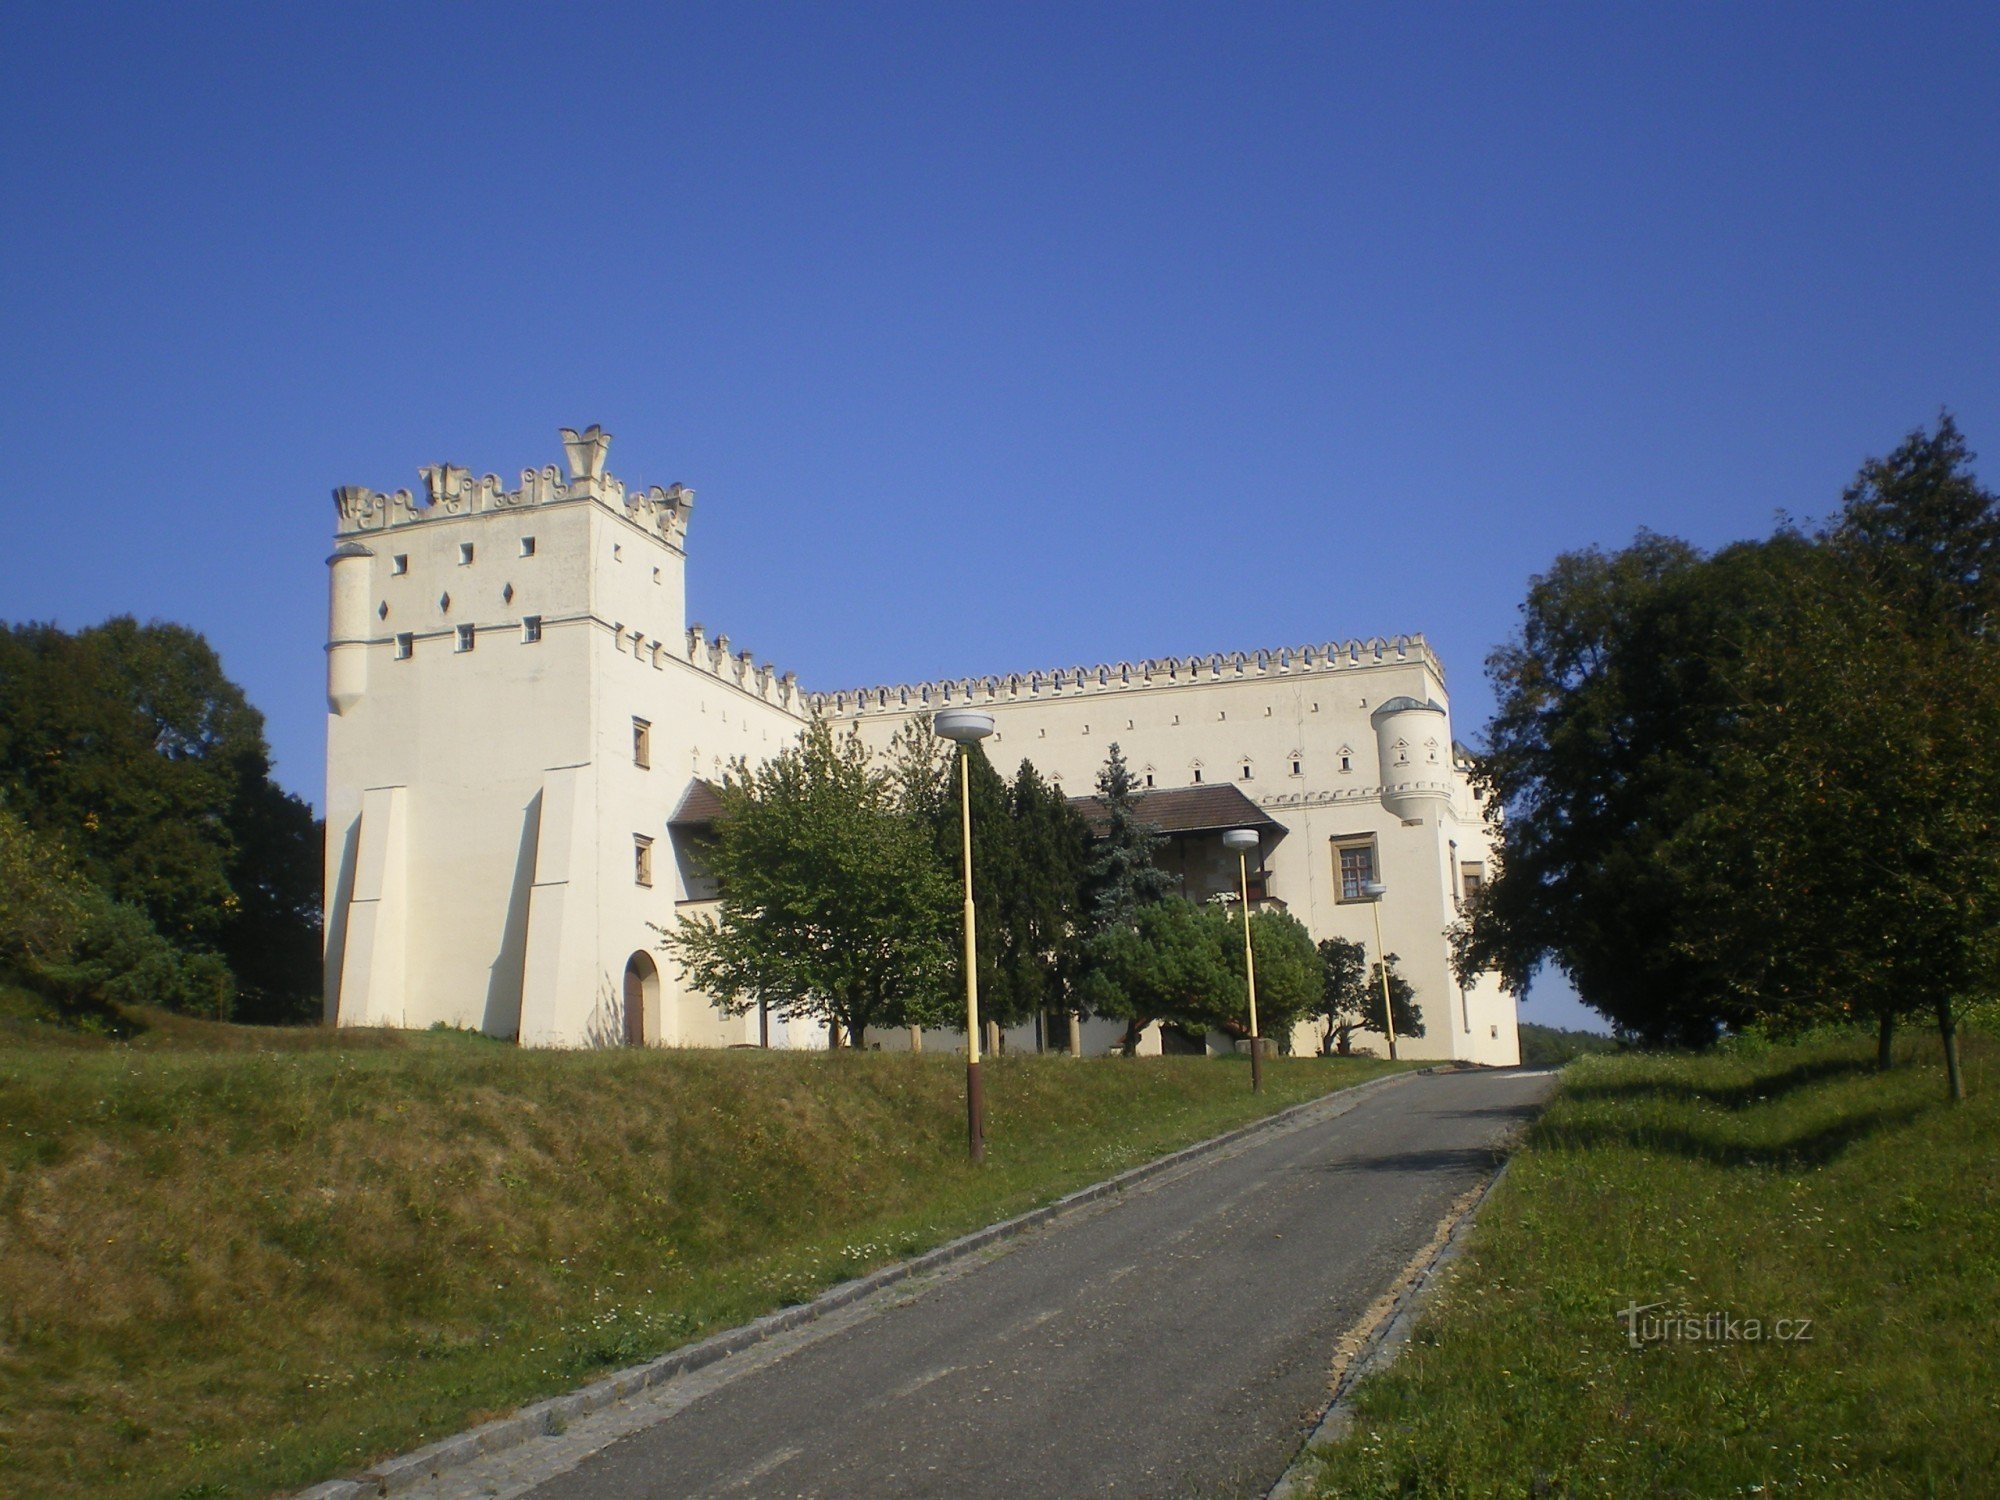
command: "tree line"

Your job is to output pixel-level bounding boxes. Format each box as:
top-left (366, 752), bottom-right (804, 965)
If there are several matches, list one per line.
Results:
top-left (1457, 415), bottom-right (1997, 1098)
top-left (669, 721), bottom-right (1420, 1054)
top-left (0, 618), bottom-right (323, 1027)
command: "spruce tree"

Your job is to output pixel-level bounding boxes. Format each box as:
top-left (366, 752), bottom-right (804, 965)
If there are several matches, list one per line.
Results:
top-left (1084, 743), bottom-right (1173, 930)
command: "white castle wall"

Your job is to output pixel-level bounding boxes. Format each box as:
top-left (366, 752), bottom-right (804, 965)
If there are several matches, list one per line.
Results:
top-left (323, 429), bottom-right (1517, 1065)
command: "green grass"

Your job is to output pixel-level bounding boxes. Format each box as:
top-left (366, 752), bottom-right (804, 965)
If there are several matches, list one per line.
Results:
top-left (1301, 1034), bottom-right (1999, 1497)
top-left (0, 1016), bottom-right (1404, 1500)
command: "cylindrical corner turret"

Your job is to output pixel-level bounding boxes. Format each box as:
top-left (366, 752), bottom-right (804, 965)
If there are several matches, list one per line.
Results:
top-left (326, 542), bottom-right (373, 715)
top-left (1371, 694), bottom-right (1450, 820)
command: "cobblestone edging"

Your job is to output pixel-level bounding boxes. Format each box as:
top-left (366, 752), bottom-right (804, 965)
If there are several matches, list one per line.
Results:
top-left (294, 1067), bottom-right (1439, 1499)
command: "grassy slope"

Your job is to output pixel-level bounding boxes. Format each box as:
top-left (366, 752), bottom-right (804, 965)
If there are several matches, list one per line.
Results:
top-left (1303, 1034), bottom-right (1999, 1498)
top-left (0, 1019), bottom-right (1400, 1500)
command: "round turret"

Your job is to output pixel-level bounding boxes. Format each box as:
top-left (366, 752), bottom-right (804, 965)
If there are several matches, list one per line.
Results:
top-left (326, 542), bottom-right (373, 715)
top-left (1370, 694), bottom-right (1450, 820)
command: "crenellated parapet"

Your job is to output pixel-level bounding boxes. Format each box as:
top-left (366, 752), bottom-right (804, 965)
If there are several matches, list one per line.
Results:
top-left (683, 623), bottom-right (803, 713)
top-left (332, 426), bottom-right (694, 546)
top-left (810, 635), bottom-right (1441, 718)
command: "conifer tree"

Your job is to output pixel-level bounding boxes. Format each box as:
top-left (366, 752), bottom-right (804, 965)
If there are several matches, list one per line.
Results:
top-left (1083, 743), bottom-right (1173, 929)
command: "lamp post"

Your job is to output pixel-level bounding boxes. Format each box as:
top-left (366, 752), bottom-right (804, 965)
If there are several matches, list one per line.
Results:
top-left (1361, 878), bottom-right (1398, 1061)
top-left (933, 707), bottom-right (996, 1162)
top-left (1221, 828), bottom-right (1263, 1091)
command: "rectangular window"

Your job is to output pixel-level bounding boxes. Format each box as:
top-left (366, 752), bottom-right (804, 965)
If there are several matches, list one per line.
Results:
top-left (519, 536), bottom-right (536, 557)
top-left (455, 624), bottom-right (475, 652)
top-left (634, 834), bottom-right (654, 887)
top-left (1460, 862), bottom-right (1485, 901)
top-left (391, 554), bottom-right (408, 575)
top-left (394, 633), bottom-right (413, 660)
top-left (522, 615), bottom-right (543, 643)
top-left (458, 542), bottom-right (475, 565)
top-left (1335, 838), bottom-right (1378, 902)
top-left (632, 717), bottom-right (651, 768)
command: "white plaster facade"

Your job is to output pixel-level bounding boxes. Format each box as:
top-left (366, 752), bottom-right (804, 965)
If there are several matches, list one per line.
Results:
top-left (324, 429), bottom-right (1518, 1065)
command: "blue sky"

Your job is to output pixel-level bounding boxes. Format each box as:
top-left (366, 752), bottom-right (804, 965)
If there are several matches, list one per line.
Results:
top-left (5, 3), bottom-right (1996, 1031)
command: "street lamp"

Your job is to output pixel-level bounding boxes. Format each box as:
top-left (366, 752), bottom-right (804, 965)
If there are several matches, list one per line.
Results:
top-left (1361, 878), bottom-right (1398, 1061)
top-left (1221, 828), bottom-right (1264, 1091)
top-left (934, 707), bottom-right (996, 1162)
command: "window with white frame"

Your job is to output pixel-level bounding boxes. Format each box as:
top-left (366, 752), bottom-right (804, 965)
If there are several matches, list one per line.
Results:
top-left (454, 624), bottom-right (475, 652)
top-left (634, 834), bottom-right (654, 887)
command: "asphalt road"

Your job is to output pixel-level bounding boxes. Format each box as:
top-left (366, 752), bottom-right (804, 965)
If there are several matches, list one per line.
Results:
top-left (508, 1067), bottom-right (1556, 1500)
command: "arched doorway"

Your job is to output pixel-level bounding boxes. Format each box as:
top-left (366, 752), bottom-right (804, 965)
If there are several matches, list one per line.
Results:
top-left (622, 951), bottom-right (658, 1047)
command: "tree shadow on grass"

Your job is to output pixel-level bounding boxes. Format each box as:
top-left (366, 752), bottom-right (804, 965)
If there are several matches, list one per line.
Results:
top-left (1537, 1103), bottom-right (1922, 1171)
top-left (1562, 1056), bottom-right (1875, 1113)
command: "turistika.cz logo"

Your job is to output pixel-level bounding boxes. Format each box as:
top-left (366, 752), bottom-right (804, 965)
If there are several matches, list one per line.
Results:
top-left (1615, 1301), bottom-right (1815, 1349)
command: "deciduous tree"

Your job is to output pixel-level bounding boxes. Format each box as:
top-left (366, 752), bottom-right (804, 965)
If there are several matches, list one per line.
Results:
top-left (669, 721), bottom-right (956, 1048)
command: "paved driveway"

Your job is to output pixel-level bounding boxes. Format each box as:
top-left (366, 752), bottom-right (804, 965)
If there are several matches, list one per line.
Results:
top-left (445, 1067), bottom-right (1555, 1500)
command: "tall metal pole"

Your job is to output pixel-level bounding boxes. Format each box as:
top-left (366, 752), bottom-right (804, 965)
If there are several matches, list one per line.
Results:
top-left (960, 743), bottom-right (985, 1162)
top-left (1369, 894), bottom-right (1399, 1061)
top-left (1237, 850), bottom-right (1262, 1092)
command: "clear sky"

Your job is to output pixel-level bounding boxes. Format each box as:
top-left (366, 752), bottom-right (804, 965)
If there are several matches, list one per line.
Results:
top-left (4, 3), bottom-right (1996, 1032)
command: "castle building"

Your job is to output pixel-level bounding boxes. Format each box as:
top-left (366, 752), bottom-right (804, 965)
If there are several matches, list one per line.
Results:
top-left (323, 429), bottom-right (1518, 1065)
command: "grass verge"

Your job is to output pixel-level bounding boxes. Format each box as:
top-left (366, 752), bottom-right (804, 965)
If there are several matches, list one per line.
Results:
top-left (0, 1019), bottom-right (1404, 1500)
top-left (1300, 1033), bottom-right (1998, 1497)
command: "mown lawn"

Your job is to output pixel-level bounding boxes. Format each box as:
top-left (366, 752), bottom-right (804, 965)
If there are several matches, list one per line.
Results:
top-left (0, 1016), bottom-right (1403, 1500)
top-left (1300, 1033), bottom-right (1998, 1497)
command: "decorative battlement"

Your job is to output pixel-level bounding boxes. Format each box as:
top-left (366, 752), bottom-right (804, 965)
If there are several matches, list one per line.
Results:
top-left (683, 623), bottom-right (803, 713)
top-left (809, 634), bottom-right (1441, 719)
top-left (332, 426), bottom-right (694, 546)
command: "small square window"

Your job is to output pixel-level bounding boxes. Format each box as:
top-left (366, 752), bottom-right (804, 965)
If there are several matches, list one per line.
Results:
top-left (458, 543), bottom-right (474, 565)
top-left (633, 717), bottom-right (651, 769)
top-left (522, 615), bottom-right (543, 644)
top-left (519, 536), bottom-right (536, 557)
top-left (1335, 839), bottom-right (1378, 902)
top-left (455, 624), bottom-right (475, 652)
top-left (634, 835), bottom-right (654, 887)
top-left (391, 554), bottom-right (408, 575)
top-left (394, 633), bottom-right (413, 660)
top-left (1460, 862), bottom-right (1485, 901)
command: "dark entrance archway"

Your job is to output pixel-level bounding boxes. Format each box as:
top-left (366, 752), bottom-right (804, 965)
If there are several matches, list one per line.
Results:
top-left (622, 951), bottom-right (658, 1046)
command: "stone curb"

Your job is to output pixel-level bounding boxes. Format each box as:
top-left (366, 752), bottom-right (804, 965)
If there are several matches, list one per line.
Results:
top-left (1264, 1122), bottom-right (1527, 1500)
top-left (294, 1064), bottom-right (1437, 1498)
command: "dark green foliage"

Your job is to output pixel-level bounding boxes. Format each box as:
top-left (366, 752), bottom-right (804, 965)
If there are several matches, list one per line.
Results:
top-left (1514, 1022), bottom-right (1620, 1067)
top-left (669, 720), bottom-right (958, 1046)
top-left (1461, 417), bottom-right (2000, 1090)
top-left (1076, 898), bottom-right (1241, 1047)
top-left (1083, 742), bottom-right (1173, 928)
top-left (1312, 936), bottom-right (1422, 1055)
top-left (894, 719), bottom-right (1093, 1038)
top-left (0, 804), bottom-right (231, 1023)
top-left (0, 619), bottom-right (322, 1021)
top-left (1227, 907), bottom-right (1323, 1049)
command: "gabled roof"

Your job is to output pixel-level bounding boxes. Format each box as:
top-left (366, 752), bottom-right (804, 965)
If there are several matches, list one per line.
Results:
top-left (1068, 782), bottom-right (1286, 839)
top-left (668, 778), bottom-right (727, 828)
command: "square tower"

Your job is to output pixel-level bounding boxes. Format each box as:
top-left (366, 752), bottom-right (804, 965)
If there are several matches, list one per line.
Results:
top-left (323, 427), bottom-right (768, 1044)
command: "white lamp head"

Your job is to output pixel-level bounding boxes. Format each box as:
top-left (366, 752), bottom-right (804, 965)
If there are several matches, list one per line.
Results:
top-left (1362, 880), bottom-right (1387, 900)
top-left (1221, 828), bottom-right (1259, 854)
top-left (932, 708), bottom-right (996, 744)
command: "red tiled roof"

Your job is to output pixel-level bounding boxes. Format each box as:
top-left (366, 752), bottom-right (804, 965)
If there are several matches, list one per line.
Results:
top-left (668, 778), bottom-right (728, 827)
top-left (1068, 782), bottom-right (1285, 839)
